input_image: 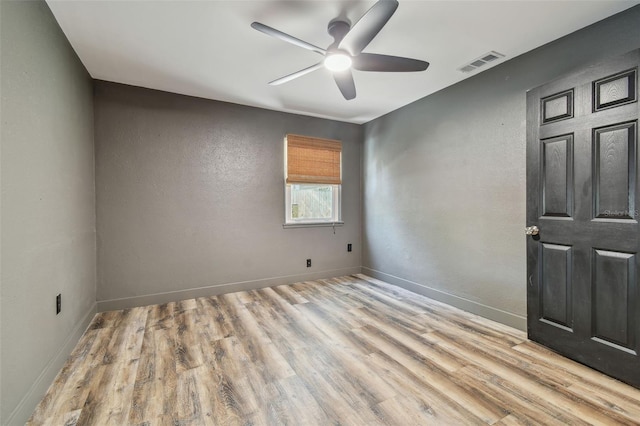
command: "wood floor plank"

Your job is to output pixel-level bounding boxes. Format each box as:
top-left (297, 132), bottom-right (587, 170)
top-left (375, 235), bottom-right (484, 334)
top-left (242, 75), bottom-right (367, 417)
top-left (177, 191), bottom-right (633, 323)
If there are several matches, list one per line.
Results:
top-left (494, 413), bottom-right (536, 426)
top-left (457, 364), bottom-right (590, 425)
top-left (87, 310), bottom-right (122, 330)
top-left (421, 319), bottom-right (575, 389)
top-left (566, 381), bottom-right (640, 424)
top-left (65, 365), bottom-right (108, 426)
top-left (365, 352), bottom-right (490, 425)
top-left (323, 279), bottom-right (433, 334)
top-left (271, 304), bottom-right (397, 407)
top-left (146, 301), bottom-right (176, 330)
top-left (26, 329), bottom-right (101, 425)
top-left (76, 307), bottom-right (148, 425)
top-left (355, 274), bottom-right (528, 342)
top-left (217, 292), bottom-right (296, 382)
top-left (264, 375), bottom-right (330, 425)
top-left (244, 301), bottom-right (308, 354)
top-left (424, 331), bottom-right (638, 426)
top-left (351, 325), bottom-right (507, 424)
top-left (128, 313), bottom-right (157, 425)
top-left (513, 341), bottom-right (640, 402)
top-left (175, 368), bottom-right (205, 425)
top-left (353, 306), bottom-right (464, 373)
top-left (250, 287), bottom-right (304, 324)
top-left (177, 298), bottom-right (197, 311)
top-left (271, 284), bottom-right (308, 305)
top-left (174, 304), bottom-right (204, 373)
top-left (290, 282), bottom-right (366, 329)
top-left (198, 338), bottom-right (251, 424)
top-left (199, 295), bottom-right (234, 339)
top-left (29, 275), bottom-right (640, 425)
top-left (128, 313), bottom-right (177, 425)
top-left (280, 348), bottom-right (382, 425)
top-left (293, 301), bottom-right (372, 352)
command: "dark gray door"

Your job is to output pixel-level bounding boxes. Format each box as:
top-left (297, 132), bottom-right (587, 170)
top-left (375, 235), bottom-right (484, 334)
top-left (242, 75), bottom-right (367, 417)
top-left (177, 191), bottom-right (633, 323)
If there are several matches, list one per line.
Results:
top-left (526, 50), bottom-right (640, 388)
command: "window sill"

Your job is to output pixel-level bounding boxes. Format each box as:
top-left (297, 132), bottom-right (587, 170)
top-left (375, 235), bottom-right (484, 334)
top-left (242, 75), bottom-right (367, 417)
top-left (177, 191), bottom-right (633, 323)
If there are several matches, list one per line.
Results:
top-left (282, 221), bottom-right (344, 229)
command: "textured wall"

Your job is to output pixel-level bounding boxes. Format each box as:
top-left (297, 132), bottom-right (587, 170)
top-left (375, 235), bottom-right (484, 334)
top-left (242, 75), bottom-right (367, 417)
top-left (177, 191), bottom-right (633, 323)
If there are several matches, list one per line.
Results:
top-left (94, 82), bottom-right (361, 307)
top-left (362, 6), bottom-right (640, 330)
top-left (0, 1), bottom-right (96, 424)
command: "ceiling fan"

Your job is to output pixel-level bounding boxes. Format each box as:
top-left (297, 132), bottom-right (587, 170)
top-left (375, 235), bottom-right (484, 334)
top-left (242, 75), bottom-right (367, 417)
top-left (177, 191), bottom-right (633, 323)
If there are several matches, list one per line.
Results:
top-left (251, 0), bottom-right (429, 101)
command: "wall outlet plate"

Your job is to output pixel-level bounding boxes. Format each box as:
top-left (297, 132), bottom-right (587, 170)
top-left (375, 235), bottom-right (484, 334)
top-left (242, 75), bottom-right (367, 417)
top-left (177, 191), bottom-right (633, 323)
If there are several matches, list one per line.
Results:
top-left (306, 259), bottom-right (311, 267)
top-left (56, 294), bottom-right (61, 315)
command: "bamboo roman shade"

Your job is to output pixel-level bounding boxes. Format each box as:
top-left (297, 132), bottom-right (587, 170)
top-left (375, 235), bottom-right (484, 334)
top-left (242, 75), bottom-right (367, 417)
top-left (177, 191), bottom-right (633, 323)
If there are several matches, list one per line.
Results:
top-left (286, 134), bottom-right (342, 185)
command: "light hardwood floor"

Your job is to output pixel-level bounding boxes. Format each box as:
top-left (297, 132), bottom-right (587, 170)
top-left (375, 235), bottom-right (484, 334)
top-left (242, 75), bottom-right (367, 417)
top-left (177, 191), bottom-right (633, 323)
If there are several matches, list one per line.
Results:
top-left (29, 274), bottom-right (640, 425)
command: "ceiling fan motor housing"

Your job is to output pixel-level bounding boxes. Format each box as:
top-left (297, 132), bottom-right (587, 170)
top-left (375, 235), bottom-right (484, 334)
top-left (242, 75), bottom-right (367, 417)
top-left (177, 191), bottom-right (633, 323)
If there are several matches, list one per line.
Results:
top-left (328, 19), bottom-right (351, 47)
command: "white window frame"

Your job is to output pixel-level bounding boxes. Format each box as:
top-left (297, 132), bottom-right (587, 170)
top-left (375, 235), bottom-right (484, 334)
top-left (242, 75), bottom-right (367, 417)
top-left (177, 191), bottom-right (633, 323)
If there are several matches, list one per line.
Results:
top-left (285, 183), bottom-right (341, 225)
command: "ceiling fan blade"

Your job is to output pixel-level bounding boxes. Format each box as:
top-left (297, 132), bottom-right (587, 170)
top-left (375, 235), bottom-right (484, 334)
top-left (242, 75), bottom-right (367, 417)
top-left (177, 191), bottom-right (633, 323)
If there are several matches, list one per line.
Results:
top-left (251, 22), bottom-right (326, 55)
top-left (338, 0), bottom-right (399, 56)
top-left (353, 53), bottom-right (429, 72)
top-left (333, 70), bottom-right (356, 100)
top-left (269, 63), bottom-right (324, 86)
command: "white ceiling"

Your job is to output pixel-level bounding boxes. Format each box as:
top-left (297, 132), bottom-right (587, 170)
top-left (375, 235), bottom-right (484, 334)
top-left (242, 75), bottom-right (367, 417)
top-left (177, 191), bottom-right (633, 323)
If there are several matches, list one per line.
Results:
top-left (47, 0), bottom-right (639, 124)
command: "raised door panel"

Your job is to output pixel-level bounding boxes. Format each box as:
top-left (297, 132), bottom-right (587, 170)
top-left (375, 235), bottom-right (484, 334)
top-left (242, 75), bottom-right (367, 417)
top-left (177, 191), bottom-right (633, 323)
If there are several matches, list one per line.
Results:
top-left (540, 243), bottom-right (573, 330)
top-left (594, 69), bottom-right (637, 111)
top-left (541, 135), bottom-right (573, 217)
top-left (541, 90), bottom-right (574, 124)
top-left (592, 249), bottom-right (637, 355)
top-left (593, 122), bottom-right (637, 220)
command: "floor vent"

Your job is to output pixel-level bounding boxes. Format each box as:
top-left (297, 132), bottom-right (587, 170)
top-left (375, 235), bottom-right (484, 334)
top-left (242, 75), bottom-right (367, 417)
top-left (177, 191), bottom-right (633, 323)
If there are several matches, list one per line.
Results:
top-left (458, 51), bottom-right (505, 73)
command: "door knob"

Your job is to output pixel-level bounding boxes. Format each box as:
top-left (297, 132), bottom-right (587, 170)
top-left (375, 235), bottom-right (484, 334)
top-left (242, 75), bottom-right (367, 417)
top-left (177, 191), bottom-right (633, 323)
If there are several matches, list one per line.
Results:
top-left (525, 225), bottom-right (539, 236)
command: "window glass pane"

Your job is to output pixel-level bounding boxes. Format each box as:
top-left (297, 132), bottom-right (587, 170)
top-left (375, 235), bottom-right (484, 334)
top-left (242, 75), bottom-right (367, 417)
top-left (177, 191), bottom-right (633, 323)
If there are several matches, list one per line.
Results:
top-left (290, 184), bottom-right (334, 220)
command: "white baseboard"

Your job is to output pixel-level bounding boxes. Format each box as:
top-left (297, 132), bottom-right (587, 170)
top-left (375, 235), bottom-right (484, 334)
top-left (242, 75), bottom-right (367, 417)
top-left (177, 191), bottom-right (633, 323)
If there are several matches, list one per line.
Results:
top-left (6, 302), bottom-right (97, 426)
top-left (361, 267), bottom-right (526, 331)
top-left (97, 266), bottom-right (362, 312)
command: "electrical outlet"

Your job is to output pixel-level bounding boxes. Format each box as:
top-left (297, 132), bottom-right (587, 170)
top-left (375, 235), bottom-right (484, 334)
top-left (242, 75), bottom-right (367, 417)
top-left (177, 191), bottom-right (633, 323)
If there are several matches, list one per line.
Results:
top-left (306, 259), bottom-right (312, 267)
top-left (56, 294), bottom-right (61, 315)
top-left (347, 243), bottom-right (352, 252)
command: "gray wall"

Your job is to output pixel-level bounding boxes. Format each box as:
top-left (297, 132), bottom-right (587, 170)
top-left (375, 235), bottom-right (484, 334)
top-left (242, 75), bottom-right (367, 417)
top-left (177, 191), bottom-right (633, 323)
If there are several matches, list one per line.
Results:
top-left (362, 6), bottom-right (640, 330)
top-left (0, 1), bottom-right (96, 424)
top-left (94, 82), bottom-right (361, 309)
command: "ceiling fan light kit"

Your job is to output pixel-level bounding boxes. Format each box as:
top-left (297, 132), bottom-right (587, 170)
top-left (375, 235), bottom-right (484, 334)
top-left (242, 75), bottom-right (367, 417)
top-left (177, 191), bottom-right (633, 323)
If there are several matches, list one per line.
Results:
top-left (324, 53), bottom-right (352, 72)
top-left (251, 0), bottom-right (429, 101)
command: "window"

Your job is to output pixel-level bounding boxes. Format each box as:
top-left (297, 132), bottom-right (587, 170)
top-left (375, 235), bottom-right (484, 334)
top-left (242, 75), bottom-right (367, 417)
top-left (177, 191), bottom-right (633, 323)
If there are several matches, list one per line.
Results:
top-left (285, 134), bottom-right (342, 225)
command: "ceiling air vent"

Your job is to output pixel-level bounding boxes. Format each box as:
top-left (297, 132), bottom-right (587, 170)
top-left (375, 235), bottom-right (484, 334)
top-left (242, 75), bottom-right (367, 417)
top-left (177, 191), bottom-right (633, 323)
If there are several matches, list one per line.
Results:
top-left (458, 51), bottom-right (505, 73)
